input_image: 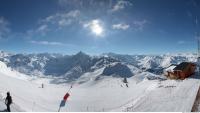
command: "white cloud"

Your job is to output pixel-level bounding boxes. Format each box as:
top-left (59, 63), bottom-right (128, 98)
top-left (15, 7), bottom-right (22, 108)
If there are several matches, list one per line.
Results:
top-left (27, 10), bottom-right (81, 38)
top-left (37, 24), bottom-right (48, 34)
top-left (133, 20), bottom-right (148, 31)
top-left (112, 23), bottom-right (130, 30)
top-left (0, 17), bottom-right (10, 39)
top-left (41, 10), bottom-right (80, 28)
top-left (30, 40), bottom-right (65, 46)
top-left (58, 19), bottom-right (72, 26)
top-left (37, 25), bottom-right (48, 31)
top-left (58, 0), bottom-right (110, 8)
top-left (110, 0), bottom-right (132, 12)
top-left (66, 10), bottom-right (80, 18)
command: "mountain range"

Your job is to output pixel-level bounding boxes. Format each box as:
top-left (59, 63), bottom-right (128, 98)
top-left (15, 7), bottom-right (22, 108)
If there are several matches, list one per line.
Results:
top-left (0, 51), bottom-right (197, 82)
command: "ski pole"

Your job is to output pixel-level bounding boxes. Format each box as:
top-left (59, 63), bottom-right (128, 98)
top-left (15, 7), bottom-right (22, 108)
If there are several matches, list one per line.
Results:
top-left (58, 106), bottom-right (61, 112)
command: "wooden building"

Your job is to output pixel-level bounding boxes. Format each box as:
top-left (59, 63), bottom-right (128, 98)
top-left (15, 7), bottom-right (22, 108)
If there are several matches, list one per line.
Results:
top-left (167, 62), bottom-right (196, 79)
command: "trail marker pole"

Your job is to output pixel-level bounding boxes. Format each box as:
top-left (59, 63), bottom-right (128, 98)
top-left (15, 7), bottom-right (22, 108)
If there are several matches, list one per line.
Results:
top-left (58, 85), bottom-right (72, 112)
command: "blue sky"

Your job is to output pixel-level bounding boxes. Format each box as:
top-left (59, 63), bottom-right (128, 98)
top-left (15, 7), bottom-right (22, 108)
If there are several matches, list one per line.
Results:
top-left (0, 0), bottom-right (199, 55)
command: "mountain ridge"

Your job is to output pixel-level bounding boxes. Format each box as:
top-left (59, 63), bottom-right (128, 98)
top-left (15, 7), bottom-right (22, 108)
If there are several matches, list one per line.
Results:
top-left (0, 50), bottom-right (197, 83)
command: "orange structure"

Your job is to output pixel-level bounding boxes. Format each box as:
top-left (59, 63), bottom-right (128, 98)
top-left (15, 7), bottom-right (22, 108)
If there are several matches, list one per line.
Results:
top-left (167, 62), bottom-right (196, 79)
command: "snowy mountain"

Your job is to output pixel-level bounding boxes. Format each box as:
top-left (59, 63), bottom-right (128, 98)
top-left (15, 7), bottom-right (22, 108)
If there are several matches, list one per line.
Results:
top-left (103, 52), bottom-right (197, 74)
top-left (102, 63), bottom-right (133, 78)
top-left (0, 51), bottom-right (197, 82)
top-left (0, 51), bottom-right (121, 81)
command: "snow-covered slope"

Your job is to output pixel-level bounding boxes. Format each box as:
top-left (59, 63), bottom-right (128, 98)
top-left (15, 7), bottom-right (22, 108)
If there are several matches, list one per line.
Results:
top-left (0, 61), bottom-right (30, 80)
top-left (112, 74), bottom-right (200, 112)
top-left (0, 65), bottom-right (199, 112)
top-left (0, 54), bottom-right (199, 112)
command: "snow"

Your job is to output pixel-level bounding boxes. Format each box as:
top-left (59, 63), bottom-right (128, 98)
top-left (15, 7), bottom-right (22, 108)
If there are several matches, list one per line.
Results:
top-left (0, 52), bottom-right (199, 112)
top-left (0, 51), bottom-right (197, 79)
top-left (0, 64), bottom-right (199, 112)
top-left (163, 65), bottom-right (176, 75)
top-left (112, 75), bottom-right (200, 112)
top-left (165, 65), bottom-right (176, 72)
top-left (0, 61), bottom-right (30, 80)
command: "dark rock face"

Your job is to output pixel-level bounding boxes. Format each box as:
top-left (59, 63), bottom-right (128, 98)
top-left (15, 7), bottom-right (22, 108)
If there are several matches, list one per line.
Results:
top-left (44, 51), bottom-right (94, 77)
top-left (102, 63), bottom-right (133, 78)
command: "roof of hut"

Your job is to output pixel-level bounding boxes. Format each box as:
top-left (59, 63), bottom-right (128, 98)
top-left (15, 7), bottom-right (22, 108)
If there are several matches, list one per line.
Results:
top-left (173, 62), bottom-right (195, 71)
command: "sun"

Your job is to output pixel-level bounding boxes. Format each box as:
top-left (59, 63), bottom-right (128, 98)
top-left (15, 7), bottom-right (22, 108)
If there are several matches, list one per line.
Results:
top-left (84, 19), bottom-right (104, 37)
top-left (90, 20), bottom-right (103, 36)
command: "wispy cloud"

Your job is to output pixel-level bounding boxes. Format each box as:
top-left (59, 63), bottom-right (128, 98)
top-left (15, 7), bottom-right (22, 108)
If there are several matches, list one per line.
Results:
top-left (133, 20), bottom-right (148, 31)
top-left (177, 40), bottom-right (194, 45)
top-left (41, 10), bottom-right (80, 27)
top-left (66, 10), bottom-right (80, 18)
top-left (0, 17), bottom-right (10, 39)
top-left (58, 0), bottom-right (113, 9)
top-left (58, 19), bottom-right (72, 26)
top-left (112, 23), bottom-right (130, 30)
top-left (30, 40), bottom-right (65, 46)
top-left (58, 0), bottom-right (82, 7)
top-left (37, 25), bottom-right (48, 32)
top-left (27, 10), bottom-right (81, 38)
top-left (177, 40), bottom-right (186, 45)
top-left (36, 24), bottom-right (49, 35)
top-left (110, 0), bottom-right (132, 12)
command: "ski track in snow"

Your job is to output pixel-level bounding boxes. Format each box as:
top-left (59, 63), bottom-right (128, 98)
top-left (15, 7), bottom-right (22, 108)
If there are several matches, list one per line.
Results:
top-left (112, 75), bottom-right (200, 112)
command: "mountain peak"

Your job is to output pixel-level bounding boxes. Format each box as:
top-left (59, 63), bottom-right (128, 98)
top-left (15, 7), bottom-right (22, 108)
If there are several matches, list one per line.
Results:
top-left (74, 51), bottom-right (88, 57)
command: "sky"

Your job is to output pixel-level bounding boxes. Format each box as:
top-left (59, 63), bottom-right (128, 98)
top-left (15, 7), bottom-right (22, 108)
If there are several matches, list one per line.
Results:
top-left (0, 0), bottom-right (200, 55)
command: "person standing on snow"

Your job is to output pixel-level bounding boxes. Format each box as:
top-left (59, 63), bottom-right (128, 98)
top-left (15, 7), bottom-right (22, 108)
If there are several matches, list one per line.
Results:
top-left (5, 92), bottom-right (12, 112)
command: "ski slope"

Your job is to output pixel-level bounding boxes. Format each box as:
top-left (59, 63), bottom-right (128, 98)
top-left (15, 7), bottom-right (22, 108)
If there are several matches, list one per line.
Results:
top-left (0, 98), bottom-right (24, 112)
top-left (112, 74), bottom-right (200, 112)
top-left (0, 61), bottom-right (199, 112)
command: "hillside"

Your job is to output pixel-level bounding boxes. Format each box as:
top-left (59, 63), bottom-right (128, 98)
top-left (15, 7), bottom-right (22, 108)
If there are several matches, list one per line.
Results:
top-left (0, 51), bottom-right (199, 111)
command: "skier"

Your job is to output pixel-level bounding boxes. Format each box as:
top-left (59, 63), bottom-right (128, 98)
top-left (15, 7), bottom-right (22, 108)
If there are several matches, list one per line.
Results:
top-left (42, 83), bottom-right (44, 88)
top-left (5, 92), bottom-right (12, 112)
top-left (123, 78), bottom-right (129, 87)
top-left (126, 83), bottom-right (129, 88)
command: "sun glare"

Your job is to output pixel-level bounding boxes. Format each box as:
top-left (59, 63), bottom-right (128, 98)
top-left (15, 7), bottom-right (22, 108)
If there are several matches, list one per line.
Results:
top-left (84, 19), bottom-right (104, 37)
top-left (90, 20), bottom-right (103, 36)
